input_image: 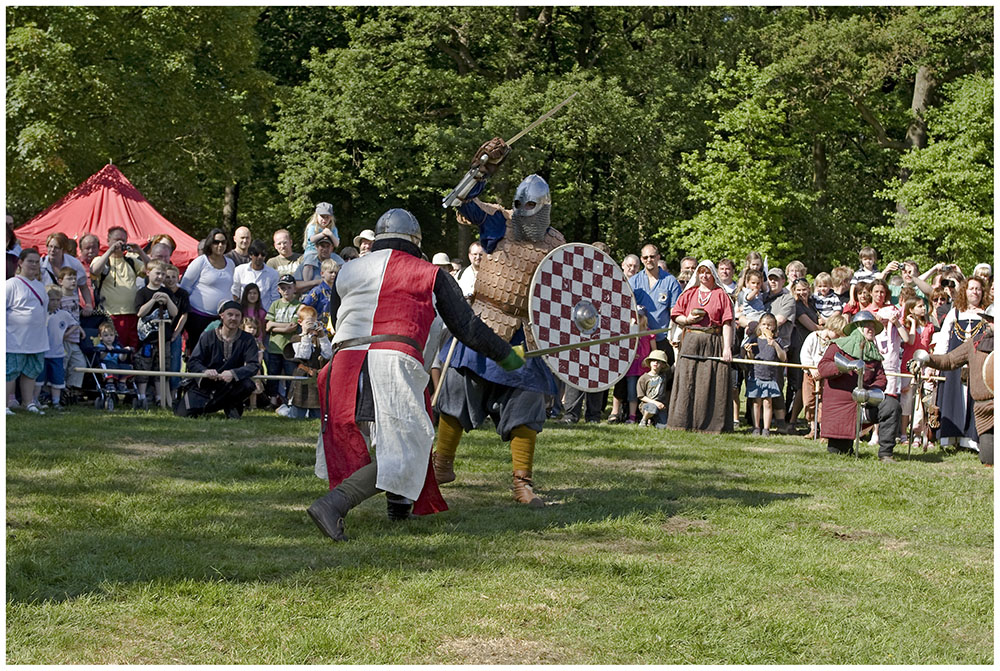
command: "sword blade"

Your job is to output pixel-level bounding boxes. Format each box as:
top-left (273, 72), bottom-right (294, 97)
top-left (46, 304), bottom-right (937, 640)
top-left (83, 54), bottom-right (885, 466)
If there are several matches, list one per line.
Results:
top-left (525, 326), bottom-right (670, 358)
top-left (505, 91), bottom-right (578, 146)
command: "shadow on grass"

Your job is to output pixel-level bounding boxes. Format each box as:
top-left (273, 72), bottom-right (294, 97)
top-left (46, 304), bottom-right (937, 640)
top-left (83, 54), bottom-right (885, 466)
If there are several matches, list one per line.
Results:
top-left (7, 427), bottom-right (811, 605)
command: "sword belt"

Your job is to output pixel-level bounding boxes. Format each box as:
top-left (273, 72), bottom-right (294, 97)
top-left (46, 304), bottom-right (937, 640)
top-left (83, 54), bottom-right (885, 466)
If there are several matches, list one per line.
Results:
top-left (333, 334), bottom-right (422, 353)
top-left (685, 325), bottom-right (721, 335)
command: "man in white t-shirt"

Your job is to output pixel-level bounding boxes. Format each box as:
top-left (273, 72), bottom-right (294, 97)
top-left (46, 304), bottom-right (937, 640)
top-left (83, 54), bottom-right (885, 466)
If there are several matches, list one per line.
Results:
top-left (456, 241), bottom-right (484, 299)
top-left (232, 240), bottom-right (280, 309)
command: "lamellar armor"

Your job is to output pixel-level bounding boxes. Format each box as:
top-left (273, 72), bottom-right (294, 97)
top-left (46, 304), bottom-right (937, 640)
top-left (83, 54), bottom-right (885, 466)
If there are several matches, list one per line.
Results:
top-left (472, 225), bottom-right (565, 343)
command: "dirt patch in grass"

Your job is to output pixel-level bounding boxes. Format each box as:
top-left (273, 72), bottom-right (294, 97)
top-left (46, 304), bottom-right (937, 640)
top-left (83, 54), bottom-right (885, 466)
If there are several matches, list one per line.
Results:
top-left (820, 522), bottom-right (911, 553)
top-left (437, 635), bottom-right (566, 664)
top-left (661, 516), bottom-right (712, 534)
top-left (114, 443), bottom-right (187, 458)
top-left (746, 446), bottom-right (779, 453)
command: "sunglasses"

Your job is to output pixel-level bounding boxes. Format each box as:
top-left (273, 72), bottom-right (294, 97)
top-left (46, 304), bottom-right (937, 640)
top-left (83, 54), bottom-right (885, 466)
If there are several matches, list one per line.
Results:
top-left (641, 255), bottom-right (657, 260)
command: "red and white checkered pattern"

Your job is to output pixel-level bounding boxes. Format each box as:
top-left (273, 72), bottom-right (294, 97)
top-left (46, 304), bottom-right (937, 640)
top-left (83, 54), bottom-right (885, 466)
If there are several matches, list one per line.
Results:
top-left (529, 243), bottom-right (638, 392)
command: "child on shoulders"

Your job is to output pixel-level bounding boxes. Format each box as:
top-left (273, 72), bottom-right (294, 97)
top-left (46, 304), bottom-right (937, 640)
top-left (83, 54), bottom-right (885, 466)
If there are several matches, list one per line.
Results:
top-left (809, 272), bottom-right (842, 325)
top-left (736, 269), bottom-right (767, 328)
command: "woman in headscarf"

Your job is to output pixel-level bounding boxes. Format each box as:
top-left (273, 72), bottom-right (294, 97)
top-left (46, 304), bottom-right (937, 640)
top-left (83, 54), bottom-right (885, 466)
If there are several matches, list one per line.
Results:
top-left (667, 259), bottom-right (735, 433)
top-left (816, 310), bottom-right (902, 461)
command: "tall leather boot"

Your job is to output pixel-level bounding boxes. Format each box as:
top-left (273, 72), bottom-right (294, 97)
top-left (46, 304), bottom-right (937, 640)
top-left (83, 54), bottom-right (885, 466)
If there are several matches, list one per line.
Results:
top-left (512, 470), bottom-right (544, 507)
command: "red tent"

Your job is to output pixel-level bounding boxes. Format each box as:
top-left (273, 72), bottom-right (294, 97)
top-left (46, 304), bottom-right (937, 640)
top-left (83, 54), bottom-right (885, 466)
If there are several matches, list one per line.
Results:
top-left (15, 164), bottom-right (200, 271)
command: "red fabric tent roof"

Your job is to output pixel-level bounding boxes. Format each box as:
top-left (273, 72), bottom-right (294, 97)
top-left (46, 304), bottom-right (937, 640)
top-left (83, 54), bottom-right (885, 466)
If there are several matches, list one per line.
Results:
top-left (15, 164), bottom-right (200, 271)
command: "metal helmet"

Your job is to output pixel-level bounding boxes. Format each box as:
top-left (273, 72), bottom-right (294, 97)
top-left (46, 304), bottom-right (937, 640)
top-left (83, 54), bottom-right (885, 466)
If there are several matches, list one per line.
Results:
top-left (510, 174), bottom-right (551, 242)
top-left (984, 303), bottom-right (994, 322)
top-left (844, 309), bottom-right (884, 336)
top-left (374, 208), bottom-right (421, 247)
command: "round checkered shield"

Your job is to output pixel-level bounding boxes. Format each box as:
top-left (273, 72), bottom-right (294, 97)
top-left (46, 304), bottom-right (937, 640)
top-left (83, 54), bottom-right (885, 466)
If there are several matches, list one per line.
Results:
top-left (528, 243), bottom-right (638, 392)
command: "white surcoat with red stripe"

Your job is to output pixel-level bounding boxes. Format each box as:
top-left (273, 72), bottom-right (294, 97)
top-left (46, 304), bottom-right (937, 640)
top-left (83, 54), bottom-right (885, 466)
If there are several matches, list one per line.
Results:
top-left (325, 249), bottom-right (442, 501)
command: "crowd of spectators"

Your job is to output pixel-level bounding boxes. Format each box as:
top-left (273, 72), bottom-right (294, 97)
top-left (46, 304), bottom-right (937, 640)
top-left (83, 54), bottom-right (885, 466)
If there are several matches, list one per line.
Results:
top-left (5, 209), bottom-right (993, 464)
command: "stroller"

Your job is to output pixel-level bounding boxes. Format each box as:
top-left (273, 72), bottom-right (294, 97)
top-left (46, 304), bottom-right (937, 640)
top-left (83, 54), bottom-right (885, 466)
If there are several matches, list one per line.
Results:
top-left (83, 338), bottom-right (138, 412)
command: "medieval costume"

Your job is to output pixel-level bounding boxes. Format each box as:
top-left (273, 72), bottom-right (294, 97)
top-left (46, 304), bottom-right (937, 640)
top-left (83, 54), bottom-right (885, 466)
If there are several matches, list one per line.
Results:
top-left (175, 301), bottom-right (259, 419)
top-left (307, 209), bottom-right (520, 542)
top-left (667, 260), bottom-right (735, 433)
top-left (815, 311), bottom-right (902, 460)
top-left (920, 306), bottom-right (994, 465)
top-left (433, 139), bottom-right (564, 506)
top-left (935, 307), bottom-right (986, 449)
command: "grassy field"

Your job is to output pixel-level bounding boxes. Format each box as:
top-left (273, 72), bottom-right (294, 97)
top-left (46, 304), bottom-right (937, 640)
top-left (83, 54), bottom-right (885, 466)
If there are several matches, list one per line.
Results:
top-left (6, 407), bottom-right (994, 664)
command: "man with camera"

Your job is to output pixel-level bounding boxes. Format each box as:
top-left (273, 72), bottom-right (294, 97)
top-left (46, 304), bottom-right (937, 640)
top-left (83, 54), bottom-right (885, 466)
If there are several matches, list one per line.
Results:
top-left (90, 226), bottom-right (149, 349)
top-left (881, 259), bottom-right (941, 307)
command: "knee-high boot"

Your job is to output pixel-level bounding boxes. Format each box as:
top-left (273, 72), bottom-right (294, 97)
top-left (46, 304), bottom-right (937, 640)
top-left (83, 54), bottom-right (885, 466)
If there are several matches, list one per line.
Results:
top-left (510, 425), bottom-right (544, 507)
top-left (433, 414), bottom-right (463, 484)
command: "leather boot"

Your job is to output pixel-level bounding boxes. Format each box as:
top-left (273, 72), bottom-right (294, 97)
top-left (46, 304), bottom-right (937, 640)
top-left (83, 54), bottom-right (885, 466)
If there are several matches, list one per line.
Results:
top-left (512, 470), bottom-right (545, 507)
top-left (307, 489), bottom-right (352, 541)
top-left (386, 494), bottom-right (414, 521)
top-left (433, 451), bottom-right (456, 484)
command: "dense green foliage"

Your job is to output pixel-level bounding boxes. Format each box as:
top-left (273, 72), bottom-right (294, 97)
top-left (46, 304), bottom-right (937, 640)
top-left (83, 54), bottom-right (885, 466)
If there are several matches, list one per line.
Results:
top-left (6, 409), bottom-right (993, 663)
top-left (6, 7), bottom-right (992, 268)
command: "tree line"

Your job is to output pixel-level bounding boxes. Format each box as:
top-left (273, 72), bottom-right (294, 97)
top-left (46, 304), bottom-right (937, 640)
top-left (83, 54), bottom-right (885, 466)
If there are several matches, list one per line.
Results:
top-left (6, 6), bottom-right (993, 271)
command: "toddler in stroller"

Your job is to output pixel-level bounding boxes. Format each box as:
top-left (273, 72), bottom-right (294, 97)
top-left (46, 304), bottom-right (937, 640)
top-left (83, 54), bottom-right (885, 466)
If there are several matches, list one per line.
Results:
top-left (90, 320), bottom-right (135, 410)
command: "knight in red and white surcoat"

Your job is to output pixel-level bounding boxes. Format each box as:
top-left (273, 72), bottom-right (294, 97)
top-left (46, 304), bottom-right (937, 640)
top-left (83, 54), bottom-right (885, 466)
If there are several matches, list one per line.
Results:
top-left (307, 209), bottom-right (523, 542)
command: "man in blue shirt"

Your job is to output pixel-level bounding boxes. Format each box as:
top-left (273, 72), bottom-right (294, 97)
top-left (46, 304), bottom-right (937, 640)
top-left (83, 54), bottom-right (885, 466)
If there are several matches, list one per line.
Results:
top-left (629, 244), bottom-right (681, 363)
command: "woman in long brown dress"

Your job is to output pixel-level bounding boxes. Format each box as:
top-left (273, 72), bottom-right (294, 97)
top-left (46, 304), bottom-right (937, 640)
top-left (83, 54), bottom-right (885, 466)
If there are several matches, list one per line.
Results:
top-left (667, 260), bottom-right (735, 433)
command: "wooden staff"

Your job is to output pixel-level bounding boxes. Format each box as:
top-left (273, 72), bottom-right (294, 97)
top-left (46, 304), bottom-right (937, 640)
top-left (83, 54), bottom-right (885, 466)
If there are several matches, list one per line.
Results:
top-left (680, 354), bottom-right (944, 381)
top-left (74, 367), bottom-right (308, 381)
top-left (156, 318), bottom-right (169, 409)
top-left (431, 338), bottom-right (458, 408)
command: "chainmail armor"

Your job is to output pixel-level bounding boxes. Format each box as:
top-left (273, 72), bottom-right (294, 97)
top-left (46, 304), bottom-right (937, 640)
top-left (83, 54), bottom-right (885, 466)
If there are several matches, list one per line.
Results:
top-left (510, 204), bottom-right (551, 243)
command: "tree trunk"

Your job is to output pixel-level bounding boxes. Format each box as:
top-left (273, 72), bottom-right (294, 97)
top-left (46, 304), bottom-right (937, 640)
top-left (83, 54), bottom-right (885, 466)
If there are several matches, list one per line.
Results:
top-left (812, 136), bottom-right (828, 208)
top-left (222, 181), bottom-right (239, 234)
top-left (895, 65), bottom-right (935, 224)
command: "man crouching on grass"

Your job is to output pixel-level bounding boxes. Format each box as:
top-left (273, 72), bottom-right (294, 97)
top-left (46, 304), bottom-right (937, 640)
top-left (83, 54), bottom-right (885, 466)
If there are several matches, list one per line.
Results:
top-left (174, 300), bottom-right (259, 420)
top-left (307, 209), bottom-right (523, 542)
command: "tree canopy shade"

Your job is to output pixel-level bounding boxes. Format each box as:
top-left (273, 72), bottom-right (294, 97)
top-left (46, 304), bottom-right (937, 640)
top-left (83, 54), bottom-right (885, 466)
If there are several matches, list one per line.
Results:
top-left (7, 6), bottom-right (993, 270)
top-left (6, 6), bottom-right (273, 239)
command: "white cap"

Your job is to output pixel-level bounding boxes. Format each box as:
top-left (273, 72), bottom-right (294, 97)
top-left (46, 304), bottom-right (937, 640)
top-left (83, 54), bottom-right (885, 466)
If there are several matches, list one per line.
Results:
top-left (431, 252), bottom-right (451, 267)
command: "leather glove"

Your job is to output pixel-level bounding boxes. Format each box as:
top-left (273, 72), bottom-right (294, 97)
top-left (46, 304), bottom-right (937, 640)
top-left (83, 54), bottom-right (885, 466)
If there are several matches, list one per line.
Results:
top-left (498, 345), bottom-right (525, 371)
top-left (471, 137), bottom-right (510, 177)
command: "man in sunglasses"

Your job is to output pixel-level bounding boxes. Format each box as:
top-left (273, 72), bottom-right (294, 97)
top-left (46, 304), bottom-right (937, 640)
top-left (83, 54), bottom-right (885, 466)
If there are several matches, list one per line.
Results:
top-left (231, 240), bottom-right (280, 309)
top-left (630, 245), bottom-right (682, 362)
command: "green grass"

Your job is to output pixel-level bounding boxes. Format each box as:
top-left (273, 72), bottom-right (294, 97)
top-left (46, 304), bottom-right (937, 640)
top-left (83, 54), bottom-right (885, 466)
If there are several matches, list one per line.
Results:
top-left (6, 407), bottom-right (994, 664)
